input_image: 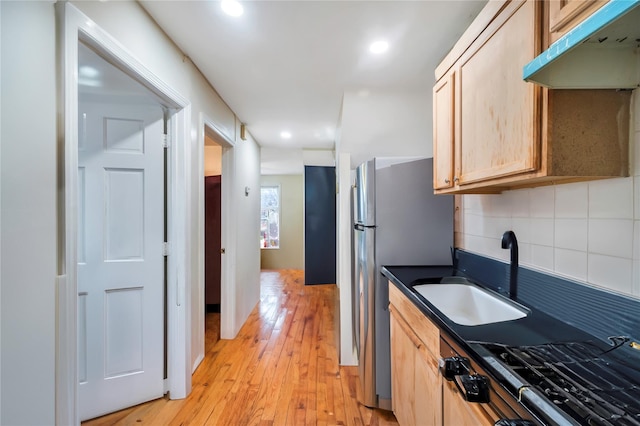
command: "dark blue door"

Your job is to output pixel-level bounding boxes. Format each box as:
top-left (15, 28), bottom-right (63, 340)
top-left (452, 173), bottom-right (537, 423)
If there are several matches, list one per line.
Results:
top-left (304, 166), bottom-right (336, 285)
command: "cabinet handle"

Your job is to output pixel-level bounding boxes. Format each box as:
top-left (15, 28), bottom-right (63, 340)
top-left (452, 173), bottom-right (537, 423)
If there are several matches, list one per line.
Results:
top-left (454, 177), bottom-right (459, 183)
top-left (444, 178), bottom-right (451, 184)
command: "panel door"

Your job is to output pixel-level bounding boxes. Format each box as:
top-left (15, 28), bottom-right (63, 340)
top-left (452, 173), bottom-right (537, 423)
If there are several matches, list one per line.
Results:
top-left (433, 70), bottom-right (456, 190)
top-left (78, 101), bottom-right (165, 421)
top-left (389, 307), bottom-right (416, 426)
top-left (548, 0), bottom-right (608, 43)
top-left (458, 0), bottom-right (540, 185)
top-left (443, 380), bottom-right (498, 426)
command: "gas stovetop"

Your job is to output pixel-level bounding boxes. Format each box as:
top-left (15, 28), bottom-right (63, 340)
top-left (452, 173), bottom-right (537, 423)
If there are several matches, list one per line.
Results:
top-left (480, 341), bottom-right (640, 426)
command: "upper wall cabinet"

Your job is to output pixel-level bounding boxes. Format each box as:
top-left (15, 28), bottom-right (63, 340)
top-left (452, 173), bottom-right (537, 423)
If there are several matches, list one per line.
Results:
top-left (548, 0), bottom-right (608, 43)
top-left (432, 0), bottom-right (631, 194)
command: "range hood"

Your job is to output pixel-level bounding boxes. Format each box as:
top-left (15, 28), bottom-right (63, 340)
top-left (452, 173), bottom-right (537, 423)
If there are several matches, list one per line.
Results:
top-left (523, 0), bottom-right (640, 89)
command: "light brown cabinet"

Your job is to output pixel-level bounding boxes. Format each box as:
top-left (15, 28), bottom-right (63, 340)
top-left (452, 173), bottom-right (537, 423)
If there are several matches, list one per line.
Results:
top-left (432, 71), bottom-right (455, 191)
top-left (443, 379), bottom-right (500, 426)
top-left (432, 0), bottom-right (631, 194)
top-left (389, 283), bottom-right (499, 426)
top-left (548, 0), bottom-right (608, 43)
top-left (389, 284), bottom-right (442, 426)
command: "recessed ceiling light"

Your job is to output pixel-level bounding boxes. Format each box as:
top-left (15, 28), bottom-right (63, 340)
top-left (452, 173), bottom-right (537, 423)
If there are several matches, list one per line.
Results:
top-left (280, 131), bottom-right (292, 139)
top-left (221, 0), bottom-right (243, 17)
top-left (369, 40), bottom-right (389, 54)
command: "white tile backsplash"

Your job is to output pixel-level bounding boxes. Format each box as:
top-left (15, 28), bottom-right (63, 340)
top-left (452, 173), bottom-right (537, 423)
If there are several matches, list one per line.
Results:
top-left (588, 219), bottom-right (633, 259)
top-left (554, 248), bottom-right (587, 281)
top-left (635, 176), bottom-right (640, 219)
top-left (505, 189), bottom-right (530, 218)
top-left (464, 212), bottom-right (485, 237)
top-left (635, 220), bottom-right (640, 261)
top-left (483, 216), bottom-right (512, 240)
top-left (511, 217), bottom-right (531, 244)
top-left (634, 260), bottom-right (640, 296)
top-left (587, 254), bottom-right (633, 294)
top-left (555, 182), bottom-right (588, 218)
top-left (530, 245), bottom-right (554, 271)
top-left (459, 90), bottom-right (640, 298)
top-left (529, 186), bottom-right (555, 218)
top-left (529, 218), bottom-right (554, 246)
top-left (464, 194), bottom-right (487, 215)
top-left (635, 215), bottom-right (640, 295)
top-left (555, 218), bottom-right (587, 251)
top-left (588, 178), bottom-right (633, 219)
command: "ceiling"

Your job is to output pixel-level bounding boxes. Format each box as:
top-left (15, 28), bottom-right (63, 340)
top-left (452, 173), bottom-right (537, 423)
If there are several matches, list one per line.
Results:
top-left (139, 0), bottom-right (487, 172)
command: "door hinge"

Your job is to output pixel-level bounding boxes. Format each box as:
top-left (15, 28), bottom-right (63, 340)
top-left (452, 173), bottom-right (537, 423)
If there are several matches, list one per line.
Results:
top-left (162, 134), bottom-right (169, 149)
top-left (163, 242), bottom-right (170, 257)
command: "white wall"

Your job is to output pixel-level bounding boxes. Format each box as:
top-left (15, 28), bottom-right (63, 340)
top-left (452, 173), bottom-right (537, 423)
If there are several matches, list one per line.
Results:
top-left (459, 90), bottom-right (639, 299)
top-left (0, 2), bottom-right (262, 423)
top-left (339, 90), bottom-right (433, 168)
top-left (231, 130), bottom-right (262, 328)
top-left (1, 2), bottom-right (58, 424)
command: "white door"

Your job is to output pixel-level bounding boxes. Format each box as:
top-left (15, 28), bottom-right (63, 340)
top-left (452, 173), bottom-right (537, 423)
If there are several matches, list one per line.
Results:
top-left (77, 100), bottom-right (165, 421)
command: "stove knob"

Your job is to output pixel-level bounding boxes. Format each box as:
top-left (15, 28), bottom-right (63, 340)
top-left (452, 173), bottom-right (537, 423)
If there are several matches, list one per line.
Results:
top-left (495, 420), bottom-right (536, 426)
top-left (454, 374), bottom-right (490, 403)
top-left (439, 356), bottom-right (469, 381)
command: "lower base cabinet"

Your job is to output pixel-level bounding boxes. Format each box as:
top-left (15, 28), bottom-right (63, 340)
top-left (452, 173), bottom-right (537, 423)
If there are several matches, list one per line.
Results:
top-left (389, 283), bottom-right (499, 426)
top-left (443, 379), bottom-right (500, 425)
top-left (389, 284), bottom-right (441, 425)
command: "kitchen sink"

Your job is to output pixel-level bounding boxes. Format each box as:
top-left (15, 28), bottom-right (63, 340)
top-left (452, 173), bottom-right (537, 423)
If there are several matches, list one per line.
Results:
top-left (413, 279), bottom-right (528, 326)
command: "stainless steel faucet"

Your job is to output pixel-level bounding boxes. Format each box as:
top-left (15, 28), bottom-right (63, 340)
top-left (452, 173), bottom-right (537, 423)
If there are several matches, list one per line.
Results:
top-left (501, 231), bottom-right (518, 300)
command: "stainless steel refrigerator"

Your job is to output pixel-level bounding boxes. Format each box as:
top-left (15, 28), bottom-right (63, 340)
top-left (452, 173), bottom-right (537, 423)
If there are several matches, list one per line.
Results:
top-left (353, 157), bottom-right (453, 410)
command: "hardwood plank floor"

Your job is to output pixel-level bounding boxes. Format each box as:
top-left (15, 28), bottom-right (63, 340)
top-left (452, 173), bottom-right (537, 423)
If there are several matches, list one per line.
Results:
top-left (83, 269), bottom-right (398, 425)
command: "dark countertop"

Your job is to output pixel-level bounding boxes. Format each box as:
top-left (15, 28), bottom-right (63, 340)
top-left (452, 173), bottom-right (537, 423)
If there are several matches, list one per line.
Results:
top-left (381, 265), bottom-right (608, 349)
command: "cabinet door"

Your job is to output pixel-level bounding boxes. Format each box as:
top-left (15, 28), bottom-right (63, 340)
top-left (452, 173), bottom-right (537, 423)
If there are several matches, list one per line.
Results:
top-left (390, 308), bottom-right (415, 426)
top-left (548, 0), bottom-right (608, 43)
top-left (433, 71), bottom-right (455, 190)
top-left (458, 0), bottom-right (541, 185)
top-left (415, 347), bottom-right (442, 425)
top-left (443, 380), bottom-right (498, 426)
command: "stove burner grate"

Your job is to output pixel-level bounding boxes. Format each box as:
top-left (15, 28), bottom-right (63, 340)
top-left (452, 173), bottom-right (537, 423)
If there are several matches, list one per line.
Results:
top-left (483, 341), bottom-right (640, 426)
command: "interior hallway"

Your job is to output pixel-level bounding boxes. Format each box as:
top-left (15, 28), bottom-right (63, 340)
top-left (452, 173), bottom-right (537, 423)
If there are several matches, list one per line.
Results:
top-left (83, 269), bottom-right (398, 425)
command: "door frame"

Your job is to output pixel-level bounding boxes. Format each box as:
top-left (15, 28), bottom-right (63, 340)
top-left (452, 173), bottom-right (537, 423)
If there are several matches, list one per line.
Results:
top-left (56, 3), bottom-right (192, 424)
top-left (194, 115), bottom-right (237, 369)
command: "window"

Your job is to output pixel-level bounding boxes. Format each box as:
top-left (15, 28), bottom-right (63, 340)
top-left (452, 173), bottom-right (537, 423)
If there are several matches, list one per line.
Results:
top-left (260, 186), bottom-right (280, 248)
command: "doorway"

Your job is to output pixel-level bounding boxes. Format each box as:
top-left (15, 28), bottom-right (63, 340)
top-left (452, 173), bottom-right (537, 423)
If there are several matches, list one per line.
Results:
top-left (204, 134), bottom-right (222, 349)
top-left (58, 4), bottom-right (192, 424)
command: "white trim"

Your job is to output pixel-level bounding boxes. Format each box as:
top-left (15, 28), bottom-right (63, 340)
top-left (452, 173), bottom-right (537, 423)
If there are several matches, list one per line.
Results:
top-left (56, 4), bottom-right (192, 423)
top-left (201, 115), bottom-right (238, 342)
top-left (337, 152), bottom-right (358, 366)
top-left (166, 104), bottom-right (191, 399)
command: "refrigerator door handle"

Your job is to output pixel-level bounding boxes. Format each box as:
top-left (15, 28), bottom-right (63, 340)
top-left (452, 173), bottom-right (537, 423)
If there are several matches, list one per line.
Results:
top-left (354, 223), bottom-right (376, 231)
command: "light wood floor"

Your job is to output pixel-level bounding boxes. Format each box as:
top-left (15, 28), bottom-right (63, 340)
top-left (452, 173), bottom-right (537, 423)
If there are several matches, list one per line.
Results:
top-left (83, 269), bottom-right (398, 425)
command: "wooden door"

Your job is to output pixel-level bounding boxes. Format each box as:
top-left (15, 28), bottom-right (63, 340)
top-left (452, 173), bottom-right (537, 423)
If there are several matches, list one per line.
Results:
top-left (458, 0), bottom-right (540, 185)
top-left (78, 101), bottom-right (165, 420)
top-left (443, 380), bottom-right (498, 426)
top-left (548, 0), bottom-right (608, 42)
top-left (415, 346), bottom-right (443, 426)
top-left (205, 175), bottom-right (222, 305)
top-left (433, 71), bottom-right (456, 190)
top-left (389, 307), bottom-right (415, 426)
